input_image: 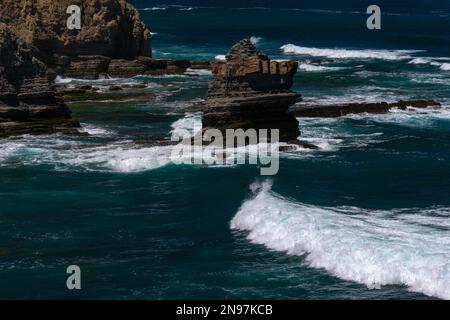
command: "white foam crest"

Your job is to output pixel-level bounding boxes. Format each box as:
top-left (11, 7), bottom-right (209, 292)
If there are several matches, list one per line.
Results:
top-left (281, 44), bottom-right (422, 61)
top-left (54, 76), bottom-right (121, 85)
top-left (250, 36), bottom-right (263, 45)
top-left (0, 141), bottom-right (23, 162)
top-left (2, 114), bottom-right (302, 173)
top-left (184, 68), bottom-right (212, 76)
top-left (141, 5), bottom-right (196, 11)
top-left (298, 63), bottom-right (346, 72)
top-left (215, 54), bottom-right (226, 61)
top-left (80, 124), bottom-right (115, 136)
top-left (440, 63), bottom-right (450, 71)
top-left (77, 144), bottom-right (173, 172)
top-left (408, 57), bottom-right (450, 71)
top-left (0, 135), bottom-right (173, 172)
top-left (231, 181), bottom-right (450, 299)
top-left (408, 57), bottom-right (432, 65)
top-left (142, 7), bottom-right (167, 11)
top-left (170, 113), bottom-right (202, 138)
top-left (54, 76), bottom-right (73, 84)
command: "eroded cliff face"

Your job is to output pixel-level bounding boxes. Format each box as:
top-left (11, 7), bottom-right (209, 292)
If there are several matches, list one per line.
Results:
top-left (202, 39), bottom-right (301, 143)
top-left (0, 23), bottom-right (80, 137)
top-left (0, 0), bottom-right (151, 61)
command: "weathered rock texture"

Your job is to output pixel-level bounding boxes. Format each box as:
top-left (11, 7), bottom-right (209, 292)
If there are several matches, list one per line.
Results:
top-left (0, 23), bottom-right (80, 137)
top-left (292, 100), bottom-right (441, 118)
top-left (202, 39), bottom-right (301, 142)
top-left (0, 0), bottom-right (213, 79)
top-left (106, 57), bottom-right (192, 78)
top-left (0, 0), bottom-right (157, 78)
top-left (0, 0), bottom-right (151, 60)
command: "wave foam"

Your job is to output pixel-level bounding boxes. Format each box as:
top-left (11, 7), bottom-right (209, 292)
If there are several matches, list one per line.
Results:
top-left (440, 63), bottom-right (450, 71)
top-left (250, 36), bottom-right (263, 45)
top-left (184, 68), bottom-right (212, 76)
top-left (281, 44), bottom-right (422, 61)
top-left (215, 54), bottom-right (226, 61)
top-left (408, 57), bottom-right (432, 65)
top-left (142, 7), bottom-right (166, 11)
top-left (54, 75), bottom-right (124, 85)
top-left (81, 124), bottom-right (115, 136)
top-left (170, 113), bottom-right (202, 138)
top-left (231, 181), bottom-right (450, 299)
top-left (298, 63), bottom-right (346, 72)
top-left (408, 57), bottom-right (450, 71)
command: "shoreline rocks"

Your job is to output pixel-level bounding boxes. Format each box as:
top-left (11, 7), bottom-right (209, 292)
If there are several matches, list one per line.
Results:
top-left (292, 100), bottom-right (441, 118)
top-left (0, 23), bottom-right (81, 137)
top-left (55, 56), bottom-right (210, 80)
top-left (60, 85), bottom-right (156, 104)
top-left (202, 39), bottom-right (301, 143)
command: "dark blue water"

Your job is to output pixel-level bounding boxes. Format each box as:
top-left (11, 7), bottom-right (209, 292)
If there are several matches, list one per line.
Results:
top-left (1, 1), bottom-right (449, 299)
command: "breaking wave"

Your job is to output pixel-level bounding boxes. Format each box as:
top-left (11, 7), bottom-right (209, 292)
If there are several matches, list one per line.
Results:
top-left (298, 63), bottom-right (346, 72)
top-left (281, 44), bottom-right (423, 61)
top-left (184, 68), bottom-right (212, 76)
top-left (142, 7), bottom-right (167, 11)
top-left (231, 180), bottom-right (450, 299)
top-left (441, 63), bottom-right (450, 71)
top-left (170, 112), bottom-right (202, 137)
top-left (250, 36), bottom-right (263, 45)
top-left (215, 54), bottom-right (226, 61)
top-left (408, 57), bottom-right (450, 71)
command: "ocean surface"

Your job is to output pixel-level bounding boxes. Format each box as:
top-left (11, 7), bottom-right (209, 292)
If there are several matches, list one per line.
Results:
top-left (1, 0), bottom-right (450, 299)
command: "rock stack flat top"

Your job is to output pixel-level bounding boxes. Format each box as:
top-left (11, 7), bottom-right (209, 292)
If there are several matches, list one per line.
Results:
top-left (0, 23), bottom-right (80, 137)
top-left (202, 39), bottom-right (301, 142)
top-left (0, 0), bottom-right (151, 60)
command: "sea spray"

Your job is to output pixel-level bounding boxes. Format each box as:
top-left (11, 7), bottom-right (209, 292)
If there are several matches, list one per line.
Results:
top-left (231, 181), bottom-right (450, 299)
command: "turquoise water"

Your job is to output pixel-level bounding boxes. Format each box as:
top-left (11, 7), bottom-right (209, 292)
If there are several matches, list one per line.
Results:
top-left (1, 1), bottom-right (450, 299)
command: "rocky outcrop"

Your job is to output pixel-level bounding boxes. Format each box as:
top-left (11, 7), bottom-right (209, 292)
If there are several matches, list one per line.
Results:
top-left (292, 100), bottom-right (441, 118)
top-left (52, 56), bottom-right (205, 79)
top-left (65, 55), bottom-right (112, 80)
top-left (107, 58), bottom-right (192, 78)
top-left (202, 39), bottom-right (301, 143)
top-left (0, 0), bottom-right (151, 60)
top-left (0, 1), bottom-right (213, 79)
top-left (0, 23), bottom-right (80, 137)
top-left (0, 0), bottom-right (155, 78)
top-left (60, 83), bottom-right (156, 104)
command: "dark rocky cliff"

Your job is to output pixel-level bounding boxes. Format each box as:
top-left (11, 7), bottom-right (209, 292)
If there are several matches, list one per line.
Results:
top-left (0, 0), bottom-right (155, 78)
top-left (0, 0), bottom-right (151, 60)
top-left (0, 23), bottom-right (80, 137)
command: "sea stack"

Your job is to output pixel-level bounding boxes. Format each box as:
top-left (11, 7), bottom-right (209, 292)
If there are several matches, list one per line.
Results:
top-left (202, 39), bottom-right (301, 143)
top-left (0, 23), bottom-right (80, 137)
